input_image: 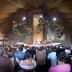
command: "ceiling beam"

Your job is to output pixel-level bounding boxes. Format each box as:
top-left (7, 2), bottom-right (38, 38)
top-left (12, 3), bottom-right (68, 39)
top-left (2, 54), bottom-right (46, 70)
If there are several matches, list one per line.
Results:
top-left (27, 0), bottom-right (34, 7)
top-left (46, 0), bottom-right (64, 9)
top-left (51, 0), bottom-right (64, 8)
top-left (1, 27), bottom-right (12, 34)
top-left (0, 23), bottom-right (11, 29)
top-left (0, 24), bottom-right (12, 32)
top-left (5, 0), bottom-right (23, 8)
top-left (33, 0), bottom-right (39, 9)
top-left (0, 26), bottom-right (10, 31)
top-left (5, 0), bottom-right (34, 10)
top-left (0, 19), bottom-right (11, 23)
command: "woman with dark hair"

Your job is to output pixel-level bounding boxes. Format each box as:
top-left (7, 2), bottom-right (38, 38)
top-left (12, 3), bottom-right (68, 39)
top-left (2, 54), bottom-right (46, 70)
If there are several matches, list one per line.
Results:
top-left (48, 49), bottom-right (71, 72)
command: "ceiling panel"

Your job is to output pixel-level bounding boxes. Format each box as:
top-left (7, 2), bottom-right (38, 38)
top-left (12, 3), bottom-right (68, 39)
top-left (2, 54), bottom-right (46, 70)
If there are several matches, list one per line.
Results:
top-left (0, 0), bottom-right (72, 34)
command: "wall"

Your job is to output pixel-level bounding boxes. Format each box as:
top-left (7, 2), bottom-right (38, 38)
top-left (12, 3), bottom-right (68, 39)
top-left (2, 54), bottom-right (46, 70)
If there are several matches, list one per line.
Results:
top-left (47, 28), bottom-right (66, 41)
top-left (43, 25), bottom-right (72, 45)
top-left (0, 33), bottom-right (4, 44)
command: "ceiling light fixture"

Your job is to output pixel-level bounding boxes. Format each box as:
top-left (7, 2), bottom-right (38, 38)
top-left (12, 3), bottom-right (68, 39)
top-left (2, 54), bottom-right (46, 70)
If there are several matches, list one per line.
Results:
top-left (40, 15), bottom-right (43, 18)
top-left (53, 17), bottom-right (57, 21)
top-left (34, 18), bottom-right (36, 20)
top-left (22, 17), bottom-right (26, 21)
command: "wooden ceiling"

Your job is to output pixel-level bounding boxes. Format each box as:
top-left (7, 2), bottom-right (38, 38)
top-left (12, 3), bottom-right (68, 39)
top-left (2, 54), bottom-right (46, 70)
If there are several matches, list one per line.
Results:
top-left (0, 0), bottom-right (72, 34)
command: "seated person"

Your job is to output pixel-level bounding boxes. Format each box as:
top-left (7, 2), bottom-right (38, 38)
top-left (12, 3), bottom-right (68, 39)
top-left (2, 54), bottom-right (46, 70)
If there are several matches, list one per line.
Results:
top-left (48, 49), bottom-right (71, 72)
top-left (19, 53), bottom-right (36, 71)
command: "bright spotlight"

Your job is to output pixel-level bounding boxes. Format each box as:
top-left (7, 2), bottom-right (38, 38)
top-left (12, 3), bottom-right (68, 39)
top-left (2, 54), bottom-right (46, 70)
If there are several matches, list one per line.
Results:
top-left (34, 18), bottom-right (36, 20)
top-left (22, 17), bottom-right (26, 21)
top-left (40, 15), bottom-right (43, 18)
top-left (53, 17), bottom-right (57, 21)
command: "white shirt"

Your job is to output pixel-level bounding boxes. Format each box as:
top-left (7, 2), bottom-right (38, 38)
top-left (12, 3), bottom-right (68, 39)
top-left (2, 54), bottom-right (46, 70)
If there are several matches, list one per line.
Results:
top-left (65, 49), bottom-right (71, 55)
top-left (16, 57), bottom-right (20, 64)
top-left (22, 48), bottom-right (27, 53)
top-left (19, 60), bottom-right (36, 70)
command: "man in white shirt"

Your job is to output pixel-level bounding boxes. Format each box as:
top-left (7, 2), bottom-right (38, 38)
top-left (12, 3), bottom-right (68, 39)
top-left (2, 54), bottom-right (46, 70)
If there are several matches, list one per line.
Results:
top-left (22, 48), bottom-right (27, 53)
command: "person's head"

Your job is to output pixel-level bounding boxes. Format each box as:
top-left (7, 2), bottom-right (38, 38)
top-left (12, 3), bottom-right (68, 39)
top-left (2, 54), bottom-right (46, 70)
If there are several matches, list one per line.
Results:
top-left (21, 45), bottom-right (24, 48)
top-left (51, 47), bottom-right (57, 52)
top-left (24, 53), bottom-right (31, 60)
top-left (56, 49), bottom-right (67, 63)
top-left (19, 47), bottom-right (23, 51)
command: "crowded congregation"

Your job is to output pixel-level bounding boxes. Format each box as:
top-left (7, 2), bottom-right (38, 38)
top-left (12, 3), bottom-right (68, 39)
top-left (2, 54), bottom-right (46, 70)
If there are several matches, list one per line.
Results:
top-left (0, 0), bottom-right (72, 72)
top-left (0, 44), bottom-right (71, 72)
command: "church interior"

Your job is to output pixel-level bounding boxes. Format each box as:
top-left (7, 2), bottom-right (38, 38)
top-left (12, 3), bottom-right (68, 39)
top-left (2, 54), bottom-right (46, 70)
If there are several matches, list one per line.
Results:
top-left (0, 0), bottom-right (72, 72)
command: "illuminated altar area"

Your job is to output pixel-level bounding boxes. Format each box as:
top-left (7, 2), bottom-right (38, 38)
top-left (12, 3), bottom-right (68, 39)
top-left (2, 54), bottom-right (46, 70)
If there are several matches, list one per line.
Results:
top-left (3, 10), bottom-right (72, 46)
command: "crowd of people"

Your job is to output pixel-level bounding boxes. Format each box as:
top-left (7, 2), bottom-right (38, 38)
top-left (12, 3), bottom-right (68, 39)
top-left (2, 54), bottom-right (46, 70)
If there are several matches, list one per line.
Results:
top-left (0, 44), bottom-right (71, 72)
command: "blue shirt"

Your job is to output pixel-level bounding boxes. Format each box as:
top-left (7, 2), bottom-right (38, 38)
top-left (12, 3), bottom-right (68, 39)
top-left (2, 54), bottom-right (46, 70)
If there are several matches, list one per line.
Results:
top-left (47, 52), bottom-right (57, 66)
top-left (14, 51), bottom-right (25, 60)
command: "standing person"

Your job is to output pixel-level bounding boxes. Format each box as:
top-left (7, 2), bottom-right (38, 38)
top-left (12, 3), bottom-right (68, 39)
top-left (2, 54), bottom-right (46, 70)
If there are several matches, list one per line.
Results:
top-left (47, 48), bottom-right (57, 66)
top-left (0, 50), bottom-right (14, 72)
top-left (48, 49), bottom-right (71, 72)
top-left (14, 47), bottom-right (25, 61)
top-left (21, 45), bottom-right (27, 53)
top-left (19, 52), bottom-right (36, 72)
top-left (36, 48), bottom-right (46, 65)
